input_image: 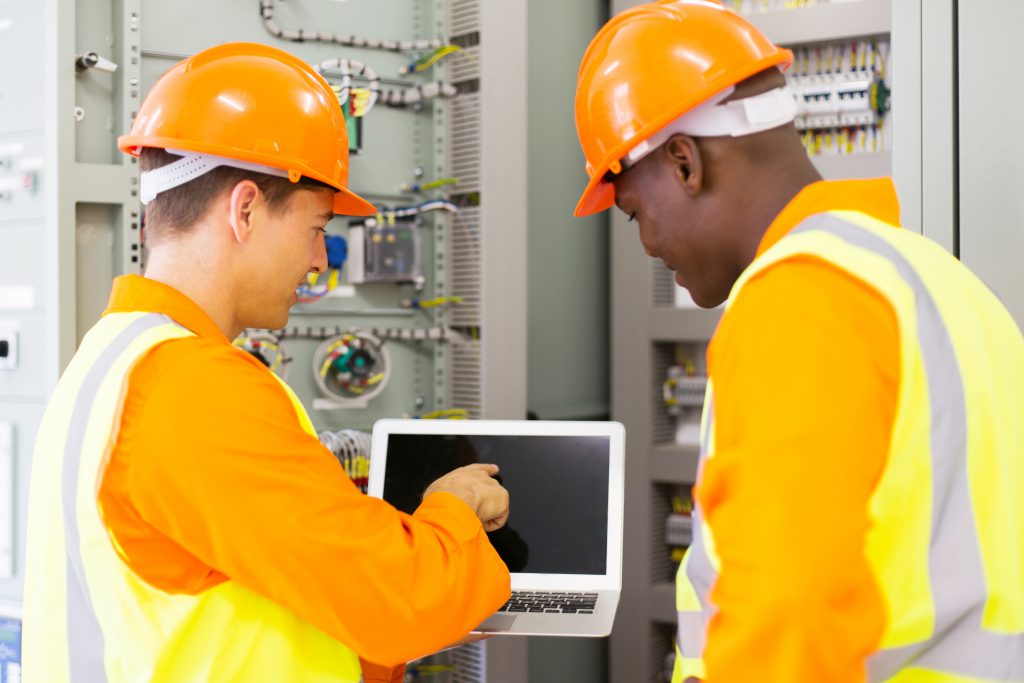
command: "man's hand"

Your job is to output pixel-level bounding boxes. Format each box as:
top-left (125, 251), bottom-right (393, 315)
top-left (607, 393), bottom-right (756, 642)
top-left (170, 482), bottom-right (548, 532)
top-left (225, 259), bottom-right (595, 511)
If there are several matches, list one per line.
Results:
top-left (424, 464), bottom-right (510, 531)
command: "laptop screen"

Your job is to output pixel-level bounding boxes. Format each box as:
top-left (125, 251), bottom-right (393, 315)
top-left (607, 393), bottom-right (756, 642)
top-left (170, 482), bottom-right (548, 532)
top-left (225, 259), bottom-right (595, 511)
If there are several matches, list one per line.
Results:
top-left (382, 433), bottom-right (611, 575)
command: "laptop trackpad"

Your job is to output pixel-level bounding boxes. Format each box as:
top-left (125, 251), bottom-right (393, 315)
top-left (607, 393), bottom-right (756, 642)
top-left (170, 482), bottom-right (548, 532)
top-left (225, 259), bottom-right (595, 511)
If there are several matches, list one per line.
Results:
top-left (476, 614), bottom-right (517, 632)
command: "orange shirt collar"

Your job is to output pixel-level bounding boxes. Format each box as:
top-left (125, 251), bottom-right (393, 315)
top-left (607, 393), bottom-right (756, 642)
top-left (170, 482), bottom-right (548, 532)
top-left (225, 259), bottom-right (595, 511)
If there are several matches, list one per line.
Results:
top-left (104, 274), bottom-right (229, 344)
top-left (756, 177), bottom-right (901, 257)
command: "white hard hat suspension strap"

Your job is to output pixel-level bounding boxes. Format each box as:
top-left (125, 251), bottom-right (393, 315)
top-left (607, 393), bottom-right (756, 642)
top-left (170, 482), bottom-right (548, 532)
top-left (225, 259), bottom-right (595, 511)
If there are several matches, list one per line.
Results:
top-left (139, 148), bottom-right (292, 205)
top-left (624, 85), bottom-right (798, 168)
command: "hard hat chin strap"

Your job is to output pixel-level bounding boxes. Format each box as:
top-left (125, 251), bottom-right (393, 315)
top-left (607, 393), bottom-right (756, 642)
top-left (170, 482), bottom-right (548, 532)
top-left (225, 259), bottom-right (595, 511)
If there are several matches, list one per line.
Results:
top-left (138, 148), bottom-right (292, 205)
top-left (624, 85), bottom-right (798, 167)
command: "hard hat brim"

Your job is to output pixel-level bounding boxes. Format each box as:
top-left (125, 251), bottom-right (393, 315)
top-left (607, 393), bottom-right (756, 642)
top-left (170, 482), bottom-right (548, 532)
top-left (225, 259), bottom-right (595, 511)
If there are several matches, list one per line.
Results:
top-left (119, 136), bottom-right (378, 217)
top-left (574, 174), bottom-right (616, 218)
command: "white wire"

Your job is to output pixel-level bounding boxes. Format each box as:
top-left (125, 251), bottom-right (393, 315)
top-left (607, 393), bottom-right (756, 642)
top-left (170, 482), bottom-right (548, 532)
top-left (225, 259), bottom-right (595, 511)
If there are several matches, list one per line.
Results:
top-left (316, 58), bottom-right (380, 113)
top-left (260, 0), bottom-right (448, 52)
top-left (379, 81), bottom-right (458, 108)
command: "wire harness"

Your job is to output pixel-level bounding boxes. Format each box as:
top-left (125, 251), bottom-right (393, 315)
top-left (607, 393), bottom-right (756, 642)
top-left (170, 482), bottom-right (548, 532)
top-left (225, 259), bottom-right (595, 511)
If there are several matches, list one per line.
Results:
top-left (260, 0), bottom-right (448, 52)
top-left (313, 331), bottom-right (390, 406)
top-left (233, 331), bottom-right (291, 379)
top-left (317, 429), bottom-right (372, 492)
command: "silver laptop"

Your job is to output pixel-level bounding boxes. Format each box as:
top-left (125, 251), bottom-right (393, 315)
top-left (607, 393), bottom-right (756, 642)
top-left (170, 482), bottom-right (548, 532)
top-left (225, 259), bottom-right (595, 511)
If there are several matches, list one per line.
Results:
top-left (368, 419), bottom-right (625, 637)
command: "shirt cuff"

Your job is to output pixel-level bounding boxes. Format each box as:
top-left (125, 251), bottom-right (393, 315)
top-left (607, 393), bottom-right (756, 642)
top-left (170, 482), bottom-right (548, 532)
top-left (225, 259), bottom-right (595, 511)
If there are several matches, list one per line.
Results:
top-left (415, 491), bottom-right (483, 537)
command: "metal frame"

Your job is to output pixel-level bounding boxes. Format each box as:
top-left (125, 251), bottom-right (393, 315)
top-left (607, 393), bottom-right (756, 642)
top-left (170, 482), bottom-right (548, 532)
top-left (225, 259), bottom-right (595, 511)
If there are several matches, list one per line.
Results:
top-left (892, 0), bottom-right (957, 251)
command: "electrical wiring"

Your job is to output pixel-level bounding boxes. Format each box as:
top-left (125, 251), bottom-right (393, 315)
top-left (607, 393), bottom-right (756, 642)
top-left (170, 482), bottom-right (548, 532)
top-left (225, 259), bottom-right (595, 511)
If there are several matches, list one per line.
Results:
top-left (312, 331), bottom-right (391, 405)
top-left (233, 332), bottom-right (291, 379)
top-left (269, 325), bottom-right (454, 342)
top-left (295, 269), bottom-right (342, 304)
top-left (408, 663), bottom-right (457, 678)
top-left (295, 234), bottom-right (348, 304)
top-left (417, 409), bottom-right (469, 420)
top-left (317, 58), bottom-right (380, 114)
top-left (379, 81), bottom-right (459, 108)
top-left (259, 0), bottom-right (448, 52)
top-left (402, 296), bottom-right (463, 310)
top-left (399, 45), bottom-right (462, 75)
top-left (401, 177), bottom-right (460, 193)
top-left (349, 199), bottom-right (459, 229)
top-left (317, 429), bottom-right (372, 492)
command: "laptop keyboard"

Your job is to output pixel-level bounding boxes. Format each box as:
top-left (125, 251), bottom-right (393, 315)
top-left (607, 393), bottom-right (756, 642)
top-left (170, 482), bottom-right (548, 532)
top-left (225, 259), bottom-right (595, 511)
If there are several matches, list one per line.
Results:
top-left (498, 591), bottom-right (598, 614)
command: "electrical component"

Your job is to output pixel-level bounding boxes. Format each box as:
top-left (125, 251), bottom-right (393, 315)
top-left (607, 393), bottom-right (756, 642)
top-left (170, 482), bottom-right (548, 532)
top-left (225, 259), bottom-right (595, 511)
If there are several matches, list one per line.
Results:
top-left (663, 365), bottom-right (707, 415)
top-left (347, 220), bottom-right (423, 285)
top-left (665, 514), bottom-right (693, 547)
top-left (295, 235), bottom-right (348, 303)
top-left (233, 332), bottom-right (291, 379)
top-left (318, 429), bottom-right (371, 492)
top-left (75, 51), bottom-right (119, 74)
top-left (312, 331), bottom-right (390, 406)
top-left (0, 328), bottom-right (17, 371)
top-left (787, 41), bottom-right (891, 157)
top-left (666, 495), bottom-right (693, 569)
top-left (260, 0), bottom-right (448, 52)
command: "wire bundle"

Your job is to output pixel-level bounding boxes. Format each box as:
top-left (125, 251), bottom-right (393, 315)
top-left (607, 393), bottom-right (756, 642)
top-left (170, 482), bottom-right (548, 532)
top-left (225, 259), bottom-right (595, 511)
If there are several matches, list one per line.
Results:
top-left (296, 270), bottom-right (342, 304)
top-left (399, 45), bottom-right (462, 75)
top-left (378, 81), bottom-right (459, 108)
top-left (260, 0), bottom-right (448, 52)
top-left (417, 409), bottom-right (469, 420)
top-left (349, 199), bottom-right (459, 229)
top-left (313, 332), bottom-right (391, 405)
top-left (317, 58), bottom-right (380, 116)
top-left (401, 177), bottom-right (460, 193)
top-left (317, 429), bottom-right (372, 492)
top-left (233, 332), bottom-right (291, 379)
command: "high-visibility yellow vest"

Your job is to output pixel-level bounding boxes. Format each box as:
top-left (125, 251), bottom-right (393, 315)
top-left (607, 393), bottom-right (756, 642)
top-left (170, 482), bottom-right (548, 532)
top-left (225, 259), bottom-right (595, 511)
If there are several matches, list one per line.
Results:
top-left (23, 311), bottom-right (362, 682)
top-left (672, 211), bottom-right (1024, 683)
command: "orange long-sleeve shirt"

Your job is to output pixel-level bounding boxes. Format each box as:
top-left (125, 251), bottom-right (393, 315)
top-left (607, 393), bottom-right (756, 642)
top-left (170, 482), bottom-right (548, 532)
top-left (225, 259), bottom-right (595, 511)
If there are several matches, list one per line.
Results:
top-left (698, 179), bottom-right (901, 682)
top-left (96, 275), bottom-right (510, 670)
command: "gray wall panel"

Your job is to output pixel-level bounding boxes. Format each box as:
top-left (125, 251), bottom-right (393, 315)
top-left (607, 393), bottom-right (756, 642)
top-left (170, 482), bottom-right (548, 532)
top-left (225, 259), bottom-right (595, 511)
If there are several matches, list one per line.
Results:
top-left (958, 1), bottom-right (1024, 329)
top-left (526, 0), bottom-right (610, 422)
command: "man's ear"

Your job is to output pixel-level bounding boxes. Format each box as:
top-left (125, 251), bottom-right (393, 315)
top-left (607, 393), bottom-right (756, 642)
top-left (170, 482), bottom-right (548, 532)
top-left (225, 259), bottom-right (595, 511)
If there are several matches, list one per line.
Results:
top-left (228, 179), bottom-right (261, 243)
top-left (665, 134), bottom-right (703, 197)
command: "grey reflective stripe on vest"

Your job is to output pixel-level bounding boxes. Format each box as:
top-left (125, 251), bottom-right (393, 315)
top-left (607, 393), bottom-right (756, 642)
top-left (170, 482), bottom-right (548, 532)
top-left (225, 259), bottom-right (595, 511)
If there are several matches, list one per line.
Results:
top-left (790, 215), bottom-right (1024, 681)
top-left (61, 313), bottom-right (173, 682)
top-left (677, 397), bottom-right (716, 659)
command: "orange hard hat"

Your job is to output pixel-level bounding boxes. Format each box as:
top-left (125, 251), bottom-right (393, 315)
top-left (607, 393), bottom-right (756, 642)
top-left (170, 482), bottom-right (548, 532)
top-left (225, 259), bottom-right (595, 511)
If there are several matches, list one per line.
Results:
top-left (573, 0), bottom-right (793, 217)
top-left (118, 42), bottom-right (376, 216)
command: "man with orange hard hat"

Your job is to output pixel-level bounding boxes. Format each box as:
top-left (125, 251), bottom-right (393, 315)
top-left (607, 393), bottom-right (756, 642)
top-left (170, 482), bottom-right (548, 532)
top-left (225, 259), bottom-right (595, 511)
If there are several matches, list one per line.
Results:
top-left (23, 42), bottom-right (511, 683)
top-left (575, 2), bottom-right (1024, 682)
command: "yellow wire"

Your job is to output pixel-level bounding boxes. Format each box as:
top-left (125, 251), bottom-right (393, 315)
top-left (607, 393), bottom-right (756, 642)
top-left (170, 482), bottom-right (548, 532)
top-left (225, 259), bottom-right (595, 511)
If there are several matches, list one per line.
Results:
top-left (417, 296), bottom-right (463, 308)
top-left (419, 177), bottom-right (460, 191)
top-left (416, 45), bottom-right (461, 72)
top-left (421, 409), bottom-right (469, 420)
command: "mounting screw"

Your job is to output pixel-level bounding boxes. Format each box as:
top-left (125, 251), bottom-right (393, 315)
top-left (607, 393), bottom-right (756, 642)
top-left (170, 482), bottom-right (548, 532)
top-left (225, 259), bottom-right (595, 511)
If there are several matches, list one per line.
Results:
top-left (73, 107), bottom-right (85, 122)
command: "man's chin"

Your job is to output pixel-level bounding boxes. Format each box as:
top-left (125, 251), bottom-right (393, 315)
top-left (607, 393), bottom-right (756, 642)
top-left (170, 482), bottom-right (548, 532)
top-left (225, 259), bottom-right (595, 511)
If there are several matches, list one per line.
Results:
top-left (245, 310), bottom-right (291, 332)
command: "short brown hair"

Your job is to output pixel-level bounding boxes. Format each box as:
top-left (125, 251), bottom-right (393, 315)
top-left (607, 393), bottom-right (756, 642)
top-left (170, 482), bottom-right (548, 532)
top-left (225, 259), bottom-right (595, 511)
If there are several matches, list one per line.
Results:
top-left (140, 148), bottom-right (333, 242)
